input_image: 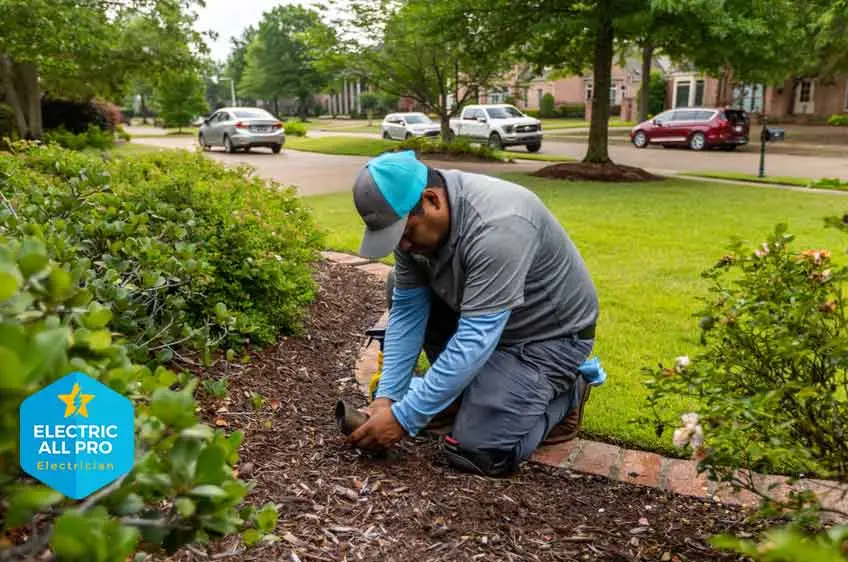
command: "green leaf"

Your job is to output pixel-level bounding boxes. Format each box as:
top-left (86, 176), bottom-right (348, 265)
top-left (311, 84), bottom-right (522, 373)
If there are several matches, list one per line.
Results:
top-left (189, 485), bottom-right (228, 499)
top-left (50, 511), bottom-right (91, 560)
top-left (150, 387), bottom-right (197, 429)
top-left (242, 528), bottom-right (262, 547)
top-left (115, 493), bottom-right (144, 516)
top-left (4, 486), bottom-right (64, 529)
top-left (25, 327), bottom-right (70, 384)
top-left (81, 302), bottom-right (113, 330)
top-left (169, 438), bottom-right (202, 484)
top-left (0, 346), bottom-right (26, 390)
top-left (87, 329), bottom-right (112, 352)
top-left (255, 502), bottom-right (278, 533)
top-left (214, 302), bottom-right (228, 321)
top-left (17, 238), bottom-right (49, 278)
top-left (47, 267), bottom-right (72, 301)
top-left (195, 444), bottom-right (229, 485)
top-left (0, 262), bottom-right (23, 301)
top-left (180, 424), bottom-right (214, 440)
top-left (174, 497), bottom-right (196, 518)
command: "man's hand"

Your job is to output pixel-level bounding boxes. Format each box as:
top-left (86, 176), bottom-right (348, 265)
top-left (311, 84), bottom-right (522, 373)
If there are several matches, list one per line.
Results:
top-left (346, 404), bottom-right (406, 451)
top-left (368, 397), bottom-right (394, 416)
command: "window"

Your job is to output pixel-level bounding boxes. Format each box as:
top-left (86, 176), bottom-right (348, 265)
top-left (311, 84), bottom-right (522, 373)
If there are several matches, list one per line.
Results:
top-left (694, 80), bottom-right (705, 106)
top-left (486, 106), bottom-right (523, 119)
top-left (537, 88), bottom-right (543, 107)
top-left (654, 110), bottom-right (674, 124)
top-left (673, 109), bottom-right (698, 121)
top-left (675, 81), bottom-right (691, 108)
top-left (217, 112), bottom-right (230, 122)
top-left (799, 80), bottom-right (812, 103)
top-left (695, 110), bottom-right (716, 120)
top-left (732, 84), bottom-right (764, 113)
top-left (609, 85), bottom-right (617, 106)
top-left (233, 109), bottom-right (274, 119)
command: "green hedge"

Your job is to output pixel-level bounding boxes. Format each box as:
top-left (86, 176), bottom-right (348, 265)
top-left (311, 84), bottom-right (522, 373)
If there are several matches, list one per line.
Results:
top-left (827, 113), bottom-right (848, 126)
top-left (42, 124), bottom-right (115, 150)
top-left (0, 144), bottom-right (301, 559)
top-left (1, 144), bottom-right (323, 359)
top-left (395, 136), bottom-right (503, 162)
top-left (284, 120), bottom-right (308, 137)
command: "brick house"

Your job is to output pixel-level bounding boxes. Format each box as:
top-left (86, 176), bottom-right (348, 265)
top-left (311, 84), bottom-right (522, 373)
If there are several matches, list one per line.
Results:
top-left (666, 69), bottom-right (848, 122)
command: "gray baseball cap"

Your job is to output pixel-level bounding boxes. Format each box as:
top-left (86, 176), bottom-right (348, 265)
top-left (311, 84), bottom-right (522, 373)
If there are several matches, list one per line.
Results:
top-left (352, 151), bottom-right (429, 258)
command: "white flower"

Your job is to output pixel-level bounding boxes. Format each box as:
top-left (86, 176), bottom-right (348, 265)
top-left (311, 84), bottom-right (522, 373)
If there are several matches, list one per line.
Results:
top-left (681, 412), bottom-right (699, 429)
top-left (673, 412), bottom-right (705, 453)
top-left (672, 427), bottom-right (692, 448)
top-left (674, 356), bottom-right (690, 372)
top-left (690, 424), bottom-right (704, 450)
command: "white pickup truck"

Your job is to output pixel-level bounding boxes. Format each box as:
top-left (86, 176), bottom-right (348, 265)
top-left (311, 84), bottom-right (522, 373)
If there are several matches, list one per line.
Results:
top-left (449, 104), bottom-right (543, 152)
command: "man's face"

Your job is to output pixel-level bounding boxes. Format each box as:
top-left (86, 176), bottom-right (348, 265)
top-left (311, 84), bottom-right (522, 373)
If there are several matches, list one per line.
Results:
top-left (397, 189), bottom-right (449, 256)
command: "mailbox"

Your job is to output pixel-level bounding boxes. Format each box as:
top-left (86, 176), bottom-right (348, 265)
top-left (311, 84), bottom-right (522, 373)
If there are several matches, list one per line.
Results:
top-left (762, 127), bottom-right (785, 142)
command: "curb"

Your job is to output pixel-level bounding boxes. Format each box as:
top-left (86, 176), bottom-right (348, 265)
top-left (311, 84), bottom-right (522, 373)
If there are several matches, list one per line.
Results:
top-left (323, 251), bottom-right (848, 516)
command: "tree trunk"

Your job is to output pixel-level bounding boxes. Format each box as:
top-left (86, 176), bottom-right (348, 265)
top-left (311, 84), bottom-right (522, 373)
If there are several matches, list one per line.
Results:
top-left (584, 4), bottom-right (614, 164)
top-left (273, 97), bottom-right (279, 116)
top-left (0, 54), bottom-right (28, 138)
top-left (17, 62), bottom-right (41, 139)
top-left (440, 112), bottom-right (451, 141)
top-left (638, 42), bottom-right (653, 122)
top-left (140, 93), bottom-right (148, 125)
top-left (786, 78), bottom-right (798, 117)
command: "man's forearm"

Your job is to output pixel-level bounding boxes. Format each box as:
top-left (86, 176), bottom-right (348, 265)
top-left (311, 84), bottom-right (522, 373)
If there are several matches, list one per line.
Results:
top-left (391, 310), bottom-right (510, 435)
top-left (374, 287), bottom-right (430, 403)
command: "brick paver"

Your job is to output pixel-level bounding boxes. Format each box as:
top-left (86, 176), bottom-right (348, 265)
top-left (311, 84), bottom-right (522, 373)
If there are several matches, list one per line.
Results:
top-left (620, 450), bottom-right (664, 488)
top-left (328, 250), bottom-right (848, 518)
top-left (321, 251), bottom-right (370, 265)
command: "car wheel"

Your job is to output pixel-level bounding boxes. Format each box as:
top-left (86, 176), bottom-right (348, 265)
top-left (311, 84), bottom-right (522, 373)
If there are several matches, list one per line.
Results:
top-left (526, 142), bottom-right (541, 153)
top-left (198, 133), bottom-right (210, 151)
top-left (689, 132), bottom-right (706, 151)
top-left (271, 144), bottom-right (282, 154)
top-left (223, 135), bottom-right (236, 154)
top-left (405, 132), bottom-right (412, 140)
top-left (488, 133), bottom-right (502, 150)
top-left (243, 146), bottom-right (251, 153)
top-left (632, 131), bottom-right (648, 148)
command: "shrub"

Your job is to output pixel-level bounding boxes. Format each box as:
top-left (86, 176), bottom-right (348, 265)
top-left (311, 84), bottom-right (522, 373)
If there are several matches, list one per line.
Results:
top-left (0, 239), bottom-right (276, 559)
top-left (557, 103), bottom-right (585, 119)
top-left (115, 125), bottom-right (132, 142)
top-left (647, 71), bottom-right (667, 118)
top-left (41, 98), bottom-right (109, 135)
top-left (1, 145), bottom-right (323, 360)
top-left (284, 120), bottom-right (308, 137)
top-left (826, 114), bottom-right (848, 126)
top-left (523, 109), bottom-right (541, 118)
top-left (808, 177), bottom-right (848, 190)
top-left (43, 124), bottom-right (115, 150)
top-left (393, 136), bottom-right (502, 162)
top-left (540, 93), bottom-right (556, 118)
top-left (642, 222), bottom-right (848, 559)
top-left (94, 100), bottom-right (125, 130)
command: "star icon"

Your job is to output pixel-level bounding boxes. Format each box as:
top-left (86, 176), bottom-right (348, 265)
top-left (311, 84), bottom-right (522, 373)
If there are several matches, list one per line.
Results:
top-left (58, 383), bottom-right (95, 418)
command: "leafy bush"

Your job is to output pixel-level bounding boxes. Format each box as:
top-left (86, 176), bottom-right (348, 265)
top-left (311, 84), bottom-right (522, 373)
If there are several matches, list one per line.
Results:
top-left (43, 125), bottom-right (115, 151)
top-left (115, 125), bottom-right (132, 142)
top-left (94, 100), bottom-right (125, 130)
top-left (284, 120), bottom-right (308, 137)
top-left (523, 109), bottom-right (541, 118)
top-left (557, 103), bottom-right (585, 119)
top-left (808, 177), bottom-right (848, 190)
top-left (647, 71), bottom-right (667, 118)
top-left (0, 238), bottom-right (279, 560)
top-left (826, 114), bottom-right (848, 126)
top-left (41, 98), bottom-right (109, 135)
top-left (392, 136), bottom-right (502, 162)
top-left (1, 144), bottom-right (323, 360)
top-left (642, 223), bottom-right (848, 561)
top-left (540, 93), bottom-right (556, 118)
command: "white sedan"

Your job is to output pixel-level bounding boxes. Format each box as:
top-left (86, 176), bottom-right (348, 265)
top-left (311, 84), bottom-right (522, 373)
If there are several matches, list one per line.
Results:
top-left (381, 112), bottom-right (441, 140)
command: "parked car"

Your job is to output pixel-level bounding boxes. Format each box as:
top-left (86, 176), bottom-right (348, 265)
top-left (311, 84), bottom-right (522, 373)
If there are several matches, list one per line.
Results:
top-left (629, 107), bottom-right (750, 151)
top-left (198, 107), bottom-right (285, 154)
top-left (381, 112), bottom-right (441, 140)
top-left (449, 104), bottom-right (543, 152)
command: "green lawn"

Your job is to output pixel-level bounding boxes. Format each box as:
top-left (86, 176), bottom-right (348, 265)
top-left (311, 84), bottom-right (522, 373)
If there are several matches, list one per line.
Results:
top-left (285, 135), bottom-right (572, 163)
top-left (541, 118), bottom-right (635, 130)
top-left (304, 174), bottom-right (848, 455)
top-left (85, 142), bottom-right (167, 156)
top-left (680, 171), bottom-right (848, 190)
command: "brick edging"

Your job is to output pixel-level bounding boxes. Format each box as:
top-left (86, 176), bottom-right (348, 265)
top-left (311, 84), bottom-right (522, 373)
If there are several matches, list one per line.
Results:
top-left (322, 251), bottom-right (848, 517)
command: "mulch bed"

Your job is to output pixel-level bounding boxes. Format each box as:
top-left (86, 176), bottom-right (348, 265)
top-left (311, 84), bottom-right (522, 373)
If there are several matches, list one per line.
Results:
top-left (531, 162), bottom-right (662, 182)
top-left (183, 260), bottom-right (768, 562)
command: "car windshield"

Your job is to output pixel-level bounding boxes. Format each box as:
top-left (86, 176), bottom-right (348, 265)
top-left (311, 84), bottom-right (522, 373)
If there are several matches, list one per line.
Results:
top-left (404, 114), bottom-right (431, 124)
top-left (485, 106), bottom-right (524, 119)
top-left (232, 109), bottom-right (274, 119)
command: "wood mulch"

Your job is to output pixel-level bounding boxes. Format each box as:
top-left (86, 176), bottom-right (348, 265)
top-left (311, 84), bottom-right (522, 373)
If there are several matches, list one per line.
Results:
top-left (531, 162), bottom-right (662, 182)
top-left (182, 260), bottom-right (768, 562)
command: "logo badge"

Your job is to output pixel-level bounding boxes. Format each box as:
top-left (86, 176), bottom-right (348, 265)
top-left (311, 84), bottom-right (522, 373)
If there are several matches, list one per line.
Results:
top-left (19, 372), bottom-right (134, 500)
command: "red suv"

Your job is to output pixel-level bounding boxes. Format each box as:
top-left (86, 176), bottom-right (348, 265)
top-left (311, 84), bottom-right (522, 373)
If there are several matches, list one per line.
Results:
top-left (630, 107), bottom-right (750, 151)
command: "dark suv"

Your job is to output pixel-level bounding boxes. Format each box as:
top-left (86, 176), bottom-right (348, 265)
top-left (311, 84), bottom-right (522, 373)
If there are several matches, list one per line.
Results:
top-left (630, 107), bottom-right (750, 151)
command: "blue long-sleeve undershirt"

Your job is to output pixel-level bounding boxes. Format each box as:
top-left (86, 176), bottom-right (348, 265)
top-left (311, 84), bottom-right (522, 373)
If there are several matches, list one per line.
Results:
top-left (375, 287), bottom-right (510, 436)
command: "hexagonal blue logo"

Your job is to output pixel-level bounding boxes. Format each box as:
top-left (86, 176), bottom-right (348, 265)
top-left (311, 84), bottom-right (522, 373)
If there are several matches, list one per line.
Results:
top-left (20, 371), bottom-right (134, 500)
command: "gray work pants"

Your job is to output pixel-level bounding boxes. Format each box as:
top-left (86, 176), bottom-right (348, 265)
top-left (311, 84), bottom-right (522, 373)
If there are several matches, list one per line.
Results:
top-left (386, 270), bottom-right (594, 471)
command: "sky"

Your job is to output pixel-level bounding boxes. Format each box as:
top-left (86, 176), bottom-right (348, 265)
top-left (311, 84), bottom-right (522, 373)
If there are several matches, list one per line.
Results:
top-left (192, 0), bottom-right (333, 63)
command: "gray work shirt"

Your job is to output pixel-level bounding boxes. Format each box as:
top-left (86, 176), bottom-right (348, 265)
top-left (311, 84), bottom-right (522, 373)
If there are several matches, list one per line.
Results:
top-left (393, 169), bottom-right (599, 345)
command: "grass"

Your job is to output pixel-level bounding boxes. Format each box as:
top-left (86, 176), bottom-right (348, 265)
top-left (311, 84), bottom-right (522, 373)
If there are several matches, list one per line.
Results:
top-left (304, 174), bottom-right (848, 455)
top-left (541, 118), bottom-right (635, 130)
top-left (83, 142), bottom-right (167, 156)
top-left (679, 171), bottom-right (848, 191)
top-left (285, 135), bottom-right (572, 163)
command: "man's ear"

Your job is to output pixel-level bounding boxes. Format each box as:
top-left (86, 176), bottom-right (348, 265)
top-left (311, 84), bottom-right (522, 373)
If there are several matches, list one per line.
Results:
top-left (422, 188), bottom-right (442, 209)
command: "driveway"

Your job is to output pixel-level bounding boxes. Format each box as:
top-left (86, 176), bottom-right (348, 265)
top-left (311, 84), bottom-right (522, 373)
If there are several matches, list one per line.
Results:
top-left (131, 135), bottom-right (540, 196)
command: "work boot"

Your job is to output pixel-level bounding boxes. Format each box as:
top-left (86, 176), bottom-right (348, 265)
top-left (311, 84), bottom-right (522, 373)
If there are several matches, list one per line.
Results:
top-left (542, 377), bottom-right (590, 445)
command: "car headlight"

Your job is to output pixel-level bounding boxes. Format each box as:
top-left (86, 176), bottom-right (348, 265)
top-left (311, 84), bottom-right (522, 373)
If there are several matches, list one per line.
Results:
top-left (503, 125), bottom-right (514, 133)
